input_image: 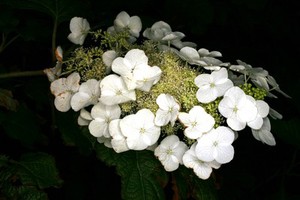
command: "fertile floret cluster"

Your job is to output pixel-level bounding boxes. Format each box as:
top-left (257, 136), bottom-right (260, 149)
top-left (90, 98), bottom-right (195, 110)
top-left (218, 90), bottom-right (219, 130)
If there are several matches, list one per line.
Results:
top-left (45, 11), bottom-right (288, 180)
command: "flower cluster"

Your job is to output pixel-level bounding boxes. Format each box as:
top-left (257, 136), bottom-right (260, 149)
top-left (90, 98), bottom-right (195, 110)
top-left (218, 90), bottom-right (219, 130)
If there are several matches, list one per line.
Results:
top-left (45, 11), bottom-right (288, 180)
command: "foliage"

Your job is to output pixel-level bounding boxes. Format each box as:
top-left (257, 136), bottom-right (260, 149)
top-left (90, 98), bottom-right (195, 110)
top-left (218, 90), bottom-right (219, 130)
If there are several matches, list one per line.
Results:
top-left (0, 153), bottom-right (62, 199)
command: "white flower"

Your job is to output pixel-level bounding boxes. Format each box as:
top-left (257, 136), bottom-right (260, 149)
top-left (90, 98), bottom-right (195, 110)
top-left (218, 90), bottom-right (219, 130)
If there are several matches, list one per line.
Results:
top-left (109, 119), bottom-right (130, 153)
top-left (247, 98), bottom-right (269, 130)
top-left (195, 68), bottom-right (234, 103)
top-left (120, 109), bottom-right (160, 150)
top-left (88, 102), bottom-right (121, 138)
top-left (112, 11), bottom-right (142, 38)
top-left (134, 65), bottom-right (162, 92)
top-left (99, 74), bottom-right (136, 105)
top-left (178, 106), bottom-right (215, 139)
top-left (252, 117), bottom-right (276, 146)
top-left (155, 94), bottom-right (180, 126)
top-left (112, 49), bottom-right (161, 91)
top-left (102, 50), bottom-right (118, 74)
top-left (112, 49), bottom-right (148, 90)
top-left (50, 72), bottom-right (80, 112)
top-left (218, 86), bottom-right (257, 131)
top-left (77, 108), bottom-right (92, 126)
top-left (154, 135), bottom-right (188, 172)
top-left (71, 79), bottom-right (101, 112)
top-left (183, 143), bottom-right (221, 180)
top-left (178, 47), bottom-right (206, 65)
top-left (67, 17), bottom-right (90, 45)
top-left (143, 21), bottom-right (195, 50)
top-left (195, 126), bottom-right (235, 164)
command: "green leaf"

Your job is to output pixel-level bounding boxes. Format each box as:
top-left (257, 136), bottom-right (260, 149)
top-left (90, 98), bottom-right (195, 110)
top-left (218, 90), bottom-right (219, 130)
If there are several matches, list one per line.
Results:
top-left (175, 166), bottom-right (217, 200)
top-left (18, 152), bottom-right (63, 189)
top-left (96, 145), bottom-right (168, 200)
top-left (0, 155), bottom-right (9, 167)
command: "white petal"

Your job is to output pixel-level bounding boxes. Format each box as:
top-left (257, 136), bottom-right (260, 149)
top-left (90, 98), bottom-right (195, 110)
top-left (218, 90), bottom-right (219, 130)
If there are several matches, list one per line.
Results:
top-left (256, 100), bottom-right (269, 118)
top-left (214, 145), bottom-right (234, 164)
top-left (54, 92), bottom-right (72, 112)
top-left (71, 92), bottom-right (90, 111)
top-left (128, 16), bottom-right (142, 37)
top-left (196, 87), bottom-right (217, 103)
top-left (114, 11), bottom-right (130, 29)
top-left (88, 119), bottom-right (108, 137)
top-left (227, 117), bottom-right (246, 131)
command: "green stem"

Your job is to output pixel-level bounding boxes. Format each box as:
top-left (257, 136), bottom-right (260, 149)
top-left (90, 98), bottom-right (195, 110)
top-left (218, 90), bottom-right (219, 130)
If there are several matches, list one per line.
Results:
top-left (0, 33), bottom-right (20, 54)
top-left (0, 70), bottom-right (45, 79)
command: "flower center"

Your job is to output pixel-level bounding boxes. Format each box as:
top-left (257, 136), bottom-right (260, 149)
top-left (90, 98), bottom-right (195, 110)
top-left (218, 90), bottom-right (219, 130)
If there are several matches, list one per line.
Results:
top-left (166, 148), bottom-right (173, 155)
top-left (191, 121), bottom-right (197, 127)
top-left (233, 105), bottom-right (238, 113)
top-left (213, 141), bottom-right (218, 147)
top-left (116, 90), bottom-right (122, 95)
top-left (140, 128), bottom-right (146, 134)
top-left (210, 83), bottom-right (215, 88)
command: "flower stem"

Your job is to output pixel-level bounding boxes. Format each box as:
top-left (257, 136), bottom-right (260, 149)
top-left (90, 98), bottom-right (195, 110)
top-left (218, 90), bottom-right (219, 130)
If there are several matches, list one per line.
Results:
top-left (0, 70), bottom-right (45, 79)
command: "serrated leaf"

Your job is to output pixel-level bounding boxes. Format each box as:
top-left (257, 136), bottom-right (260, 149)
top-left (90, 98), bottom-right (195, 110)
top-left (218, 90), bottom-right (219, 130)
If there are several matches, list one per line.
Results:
top-left (18, 152), bottom-right (63, 189)
top-left (96, 145), bottom-right (168, 200)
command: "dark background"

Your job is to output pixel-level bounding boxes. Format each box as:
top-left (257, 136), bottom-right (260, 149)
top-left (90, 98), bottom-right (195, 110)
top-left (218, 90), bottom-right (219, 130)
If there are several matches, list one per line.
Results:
top-left (0, 0), bottom-right (299, 199)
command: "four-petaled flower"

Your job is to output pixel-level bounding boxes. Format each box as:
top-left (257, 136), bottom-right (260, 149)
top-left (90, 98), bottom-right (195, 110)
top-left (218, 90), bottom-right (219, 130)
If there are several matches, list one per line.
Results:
top-left (99, 74), bottom-right (136, 105)
top-left (195, 126), bottom-right (235, 164)
top-left (178, 106), bottom-right (215, 139)
top-left (67, 17), bottom-right (90, 45)
top-left (50, 72), bottom-right (80, 112)
top-left (111, 11), bottom-right (142, 38)
top-left (183, 143), bottom-right (221, 180)
top-left (112, 49), bottom-right (161, 91)
top-left (154, 135), bottom-right (188, 172)
top-left (155, 94), bottom-right (180, 126)
top-left (218, 86), bottom-right (258, 131)
top-left (195, 68), bottom-right (234, 103)
top-left (88, 102), bottom-right (121, 138)
top-left (71, 79), bottom-right (101, 111)
top-left (120, 109), bottom-right (161, 150)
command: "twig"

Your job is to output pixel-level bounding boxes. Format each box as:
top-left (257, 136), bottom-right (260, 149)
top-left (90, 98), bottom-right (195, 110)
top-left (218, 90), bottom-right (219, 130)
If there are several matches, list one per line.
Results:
top-left (0, 70), bottom-right (45, 79)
